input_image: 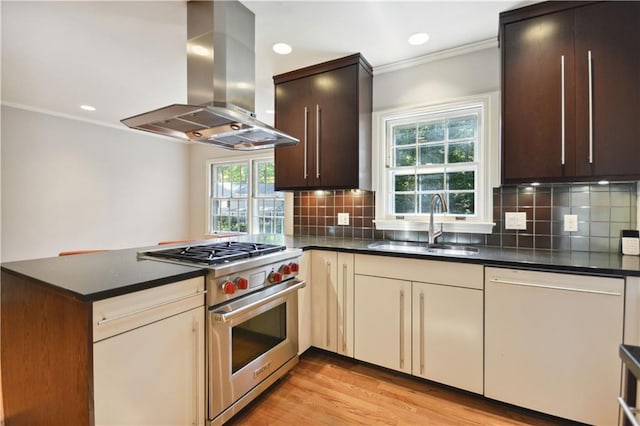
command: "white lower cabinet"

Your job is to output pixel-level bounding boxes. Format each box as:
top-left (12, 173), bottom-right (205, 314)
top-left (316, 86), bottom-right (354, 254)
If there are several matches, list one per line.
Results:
top-left (93, 277), bottom-right (205, 426)
top-left (297, 251), bottom-right (313, 354)
top-left (353, 254), bottom-right (483, 391)
top-left (354, 275), bottom-right (412, 373)
top-left (310, 250), bottom-right (354, 356)
top-left (412, 282), bottom-right (483, 394)
top-left (485, 267), bottom-right (624, 425)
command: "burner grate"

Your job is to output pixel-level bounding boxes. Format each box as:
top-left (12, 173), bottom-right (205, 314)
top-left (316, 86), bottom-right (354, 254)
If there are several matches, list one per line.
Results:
top-left (145, 241), bottom-right (286, 265)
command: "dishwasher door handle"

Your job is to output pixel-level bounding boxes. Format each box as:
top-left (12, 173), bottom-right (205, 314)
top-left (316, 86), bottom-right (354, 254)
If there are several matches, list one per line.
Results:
top-left (488, 278), bottom-right (621, 296)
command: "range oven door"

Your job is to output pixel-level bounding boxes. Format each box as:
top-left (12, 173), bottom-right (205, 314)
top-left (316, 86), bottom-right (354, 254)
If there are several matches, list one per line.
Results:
top-left (208, 279), bottom-right (305, 421)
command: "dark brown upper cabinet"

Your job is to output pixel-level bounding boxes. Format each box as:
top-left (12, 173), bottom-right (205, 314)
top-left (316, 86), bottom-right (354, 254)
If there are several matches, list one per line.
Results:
top-left (273, 54), bottom-right (373, 190)
top-left (500, 1), bottom-right (640, 184)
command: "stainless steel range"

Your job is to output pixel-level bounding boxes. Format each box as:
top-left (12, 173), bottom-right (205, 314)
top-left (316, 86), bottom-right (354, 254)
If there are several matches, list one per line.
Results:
top-left (139, 241), bottom-right (304, 425)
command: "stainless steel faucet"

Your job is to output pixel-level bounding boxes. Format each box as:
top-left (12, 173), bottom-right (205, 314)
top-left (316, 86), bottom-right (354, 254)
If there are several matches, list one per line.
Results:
top-left (428, 193), bottom-right (448, 245)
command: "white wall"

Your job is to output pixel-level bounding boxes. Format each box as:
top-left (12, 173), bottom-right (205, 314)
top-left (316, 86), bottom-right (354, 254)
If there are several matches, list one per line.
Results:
top-left (373, 45), bottom-right (500, 111)
top-left (1, 106), bottom-right (191, 262)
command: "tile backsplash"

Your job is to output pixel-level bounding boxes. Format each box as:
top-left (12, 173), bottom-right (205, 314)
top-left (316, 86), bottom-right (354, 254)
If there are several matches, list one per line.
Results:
top-left (292, 182), bottom-right (638, 253)
top-left (490, 182), bottom-right (637, 252)
top-left (293, 190), bottom-right (375, 239)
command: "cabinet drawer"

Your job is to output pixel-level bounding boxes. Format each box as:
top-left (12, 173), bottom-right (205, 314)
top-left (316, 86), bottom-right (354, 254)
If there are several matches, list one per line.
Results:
top-left (355, 254), bottom-right (482, 289)
top-left (93, 277), bottom-right (205, 342)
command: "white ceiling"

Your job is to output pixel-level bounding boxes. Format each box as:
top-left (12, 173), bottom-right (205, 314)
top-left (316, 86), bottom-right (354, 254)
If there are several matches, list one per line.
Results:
top-left (1, 0), bottom-right (532, 129)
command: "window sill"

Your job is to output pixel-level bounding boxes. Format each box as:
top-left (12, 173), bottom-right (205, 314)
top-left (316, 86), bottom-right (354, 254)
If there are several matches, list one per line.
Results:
top-left (373, 220), bottom-right (495, 234)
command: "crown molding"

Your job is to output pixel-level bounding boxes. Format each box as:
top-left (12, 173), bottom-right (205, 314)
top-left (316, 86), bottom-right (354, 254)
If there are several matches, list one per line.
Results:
top-left (373, 38), bottom-right (498, 76)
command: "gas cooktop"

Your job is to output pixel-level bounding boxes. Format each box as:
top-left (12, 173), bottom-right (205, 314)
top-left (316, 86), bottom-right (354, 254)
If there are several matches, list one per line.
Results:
top-left (142, 241), bottom-right (286, 266)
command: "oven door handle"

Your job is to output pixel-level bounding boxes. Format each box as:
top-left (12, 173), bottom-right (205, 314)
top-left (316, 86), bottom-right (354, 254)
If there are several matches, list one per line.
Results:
top-left (212, 279), bottom-right (306, 323)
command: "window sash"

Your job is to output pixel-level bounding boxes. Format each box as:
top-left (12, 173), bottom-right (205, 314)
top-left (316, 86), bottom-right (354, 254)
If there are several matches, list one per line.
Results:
top-left (385, 105), bottom-right (482, 219)
top-left (209, 158), bottom-right (282, 235)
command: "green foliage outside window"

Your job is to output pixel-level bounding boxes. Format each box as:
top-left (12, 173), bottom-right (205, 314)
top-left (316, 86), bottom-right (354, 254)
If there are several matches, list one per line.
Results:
top-left (390, 112), bottom-right (478, 216)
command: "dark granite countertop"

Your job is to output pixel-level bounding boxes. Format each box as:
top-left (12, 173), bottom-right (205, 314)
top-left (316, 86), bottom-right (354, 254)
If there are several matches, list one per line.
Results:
top-left (282, 235), bottom-right (640, 278)
top-left (3, 234), bottom-right (640, 302)
top-left (1, 246), bottom-right (206, 302)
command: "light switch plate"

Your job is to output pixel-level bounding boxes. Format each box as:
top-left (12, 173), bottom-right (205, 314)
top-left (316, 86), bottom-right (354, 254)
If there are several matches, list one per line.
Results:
top-left (505, 212), bottom-right (527, 230)
top-left (337, 212), bottom-right (349, 226)
top-left (564, 214), bottom-right (578, 232)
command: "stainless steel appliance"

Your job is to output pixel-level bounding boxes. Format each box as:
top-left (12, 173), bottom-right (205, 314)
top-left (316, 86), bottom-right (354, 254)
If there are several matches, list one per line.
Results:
top-left (121, 1), bottom-right (299, 150)
top-left (139, 241), bottom-right (304, 425)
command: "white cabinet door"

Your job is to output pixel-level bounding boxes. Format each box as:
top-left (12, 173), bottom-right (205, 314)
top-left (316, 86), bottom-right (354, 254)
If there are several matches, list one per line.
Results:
top-left (485, 267), bottom-right (623, 425)
top-left (354, 275), bottom-right (411, 374)
top-left (297, 251), bottom-right (312, 354)
top-left (412, 282), bottom-right (483, 394)
top-left (336, 252), bottom-right (354, 357)
top-left (310, 251), bottom-right (354, 355)
top-left (311, 251), bottom-right (338, 352)
top-left (94, 306), bottom-right (205, 426)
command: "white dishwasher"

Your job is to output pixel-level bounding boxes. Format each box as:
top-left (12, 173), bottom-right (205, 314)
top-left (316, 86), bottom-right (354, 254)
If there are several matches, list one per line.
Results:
top-left (485, 267), bottom-right (624, 425)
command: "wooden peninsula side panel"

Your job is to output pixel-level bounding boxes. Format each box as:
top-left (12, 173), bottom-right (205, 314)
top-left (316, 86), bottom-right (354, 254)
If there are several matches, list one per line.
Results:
top-left (1, 270), bottom-right (93, 426)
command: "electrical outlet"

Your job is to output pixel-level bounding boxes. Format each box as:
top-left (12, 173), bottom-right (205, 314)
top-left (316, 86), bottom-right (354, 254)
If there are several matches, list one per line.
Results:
top-left (337, 212), bottom-right (349, 226)
top-left (505, 212), bottom-right (527, 230)
top-left (564, 214), bottom-right (578, 232)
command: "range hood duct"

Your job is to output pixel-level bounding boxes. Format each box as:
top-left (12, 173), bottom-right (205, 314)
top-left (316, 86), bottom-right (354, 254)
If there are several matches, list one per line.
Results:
top-left (121, 0), bottom-right (298, 150)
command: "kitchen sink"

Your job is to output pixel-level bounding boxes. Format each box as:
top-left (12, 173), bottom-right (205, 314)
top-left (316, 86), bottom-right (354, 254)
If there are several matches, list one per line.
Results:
top-left (424, 243), bottom-right (480, 255)
top-left (367, 241), bottom-right (479, 256)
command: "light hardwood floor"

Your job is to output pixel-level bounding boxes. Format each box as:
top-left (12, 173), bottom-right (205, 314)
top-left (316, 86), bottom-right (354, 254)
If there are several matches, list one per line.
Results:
top-left (227, 349), bottom-right (578, 426)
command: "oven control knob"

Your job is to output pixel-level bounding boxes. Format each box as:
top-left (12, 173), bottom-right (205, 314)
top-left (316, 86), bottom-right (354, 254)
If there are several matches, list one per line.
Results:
top-left (289, 262), bottom-right (299, 273)
top-left (222, 281), bottom-right (236, 295)
top-left (280, 264), bottom-right (292, 275)
top-left (268, 271), bottom-right (283, 283)
top-left (235, 277), bottom-right (249, 290)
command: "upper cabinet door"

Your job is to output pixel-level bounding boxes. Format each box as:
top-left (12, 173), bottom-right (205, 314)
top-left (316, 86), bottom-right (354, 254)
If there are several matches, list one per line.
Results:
top-left (502, 8), bottom-right (575, 183)
top-left (573, 1), bottom-right (640, 179)
top-left (274, 77), bottom-right (313, 190)
top-left (312, 65), bottom-right (360, 188)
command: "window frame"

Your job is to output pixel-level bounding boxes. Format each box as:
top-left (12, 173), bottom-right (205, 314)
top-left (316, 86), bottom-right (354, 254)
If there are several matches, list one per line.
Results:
top-left (373, 92), bottom-right (499, 233)
top-left (206, 154), bottom-right (284, 235)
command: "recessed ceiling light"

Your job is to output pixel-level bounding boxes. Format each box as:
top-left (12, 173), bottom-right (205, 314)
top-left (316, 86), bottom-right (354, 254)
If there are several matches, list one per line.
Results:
top-left (80, 105), bottom-right (96, 111)
top-left (408, 32), bottom-right (430, 46)
top-left (272, 42), bottom-right (292, 55)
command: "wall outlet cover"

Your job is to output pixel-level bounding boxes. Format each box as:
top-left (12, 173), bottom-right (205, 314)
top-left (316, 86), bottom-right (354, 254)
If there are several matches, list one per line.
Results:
top-left (505, 212), bottom-right (527, 230)
top-left (564, 214), bottom-right (578, 232)
top-left (337, 212), bottom-right (349, 226)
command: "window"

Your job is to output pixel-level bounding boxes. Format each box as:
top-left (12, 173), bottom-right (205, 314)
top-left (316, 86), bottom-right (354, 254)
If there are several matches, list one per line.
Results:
top-left (374, 93), bottom-right (498, 233)
top-left (391, 111), bottom-right (479, 216)
top-left (209, 158), bottom-right (284, 234)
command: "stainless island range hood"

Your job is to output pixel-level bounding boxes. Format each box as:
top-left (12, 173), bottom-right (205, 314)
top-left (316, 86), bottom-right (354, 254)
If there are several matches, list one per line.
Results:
top-left (121, 0), bottom-right (298, 150)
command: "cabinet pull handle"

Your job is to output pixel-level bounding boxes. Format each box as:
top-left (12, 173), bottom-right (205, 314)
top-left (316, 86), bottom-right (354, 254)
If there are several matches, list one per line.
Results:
top-left (96, 290), bottom-right (206, 325)
top-left (193, 318), bottom-right (199, 426)
top-left (588, 50), bottom-right (594, 164)
top-left (488, 278), bottom-right (621, 296)
top-left (326, 261), bottom-right (331, 347)
top-left (342, 263), bottom-right (348, 353)
top-left (316, 104), bottom-right (320, 179)
top-left (399, 289), bottom-right (405, 369)
top-left (560, 55), bottom-right (566, 166)
top-left (420, 292), bottom-right (425, 375)
top-left (618, 397), bottom-right (640, 426)
top-left (303, 107), bottom-right (308, 179)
